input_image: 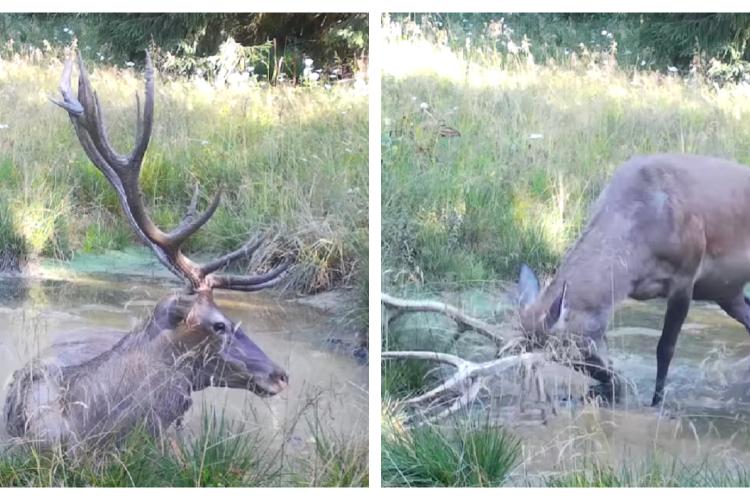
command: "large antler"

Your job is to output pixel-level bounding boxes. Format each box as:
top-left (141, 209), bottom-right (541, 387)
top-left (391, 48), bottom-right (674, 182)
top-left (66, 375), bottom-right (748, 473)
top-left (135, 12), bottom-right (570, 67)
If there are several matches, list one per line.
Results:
top-left (53, 51), bottom-right (291, 292)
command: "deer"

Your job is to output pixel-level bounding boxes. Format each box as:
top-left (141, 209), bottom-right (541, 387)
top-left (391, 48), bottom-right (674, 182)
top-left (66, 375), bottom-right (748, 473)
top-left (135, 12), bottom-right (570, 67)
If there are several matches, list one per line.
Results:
top-left (518, 153), bottom-right (750, 407)
top-left (3, 51), bottom-right (292, 449)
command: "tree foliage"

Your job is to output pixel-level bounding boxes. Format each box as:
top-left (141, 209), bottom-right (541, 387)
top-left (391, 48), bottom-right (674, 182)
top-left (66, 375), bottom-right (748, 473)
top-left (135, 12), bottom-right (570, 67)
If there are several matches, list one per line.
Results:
top-left (0, 13), bottom-right (368, 79)
top-left (394, 13), bottom-right (750, 75)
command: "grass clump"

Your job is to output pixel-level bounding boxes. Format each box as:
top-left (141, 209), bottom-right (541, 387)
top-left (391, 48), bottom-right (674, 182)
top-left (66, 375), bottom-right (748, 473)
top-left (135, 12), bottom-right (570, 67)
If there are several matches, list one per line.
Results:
top-left (382, 414), bottom-right (521, 487)
top-left (0, 409), bottom-right (368, 487)
top-left (0, 199), bottom-right (27, 273)
top-left (0, 416), bottom-right (272, 487)
top-left (302, 426), bottom-right (369, 487)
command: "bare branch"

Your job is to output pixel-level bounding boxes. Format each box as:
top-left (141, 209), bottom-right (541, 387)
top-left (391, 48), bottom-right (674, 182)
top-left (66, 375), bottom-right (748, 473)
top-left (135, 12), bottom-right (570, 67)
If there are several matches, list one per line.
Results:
top-left (381, 293), bottom-right (506, 344)
top-left (384, 350), bottom-right (547, 425)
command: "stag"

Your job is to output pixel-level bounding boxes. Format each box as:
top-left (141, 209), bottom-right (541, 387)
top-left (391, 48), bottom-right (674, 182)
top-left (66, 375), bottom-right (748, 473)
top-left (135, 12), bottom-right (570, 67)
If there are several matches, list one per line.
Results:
top-left (4, 52), bottom-right (291, 449)
top-left (519, 154), bottom-right (750, 406)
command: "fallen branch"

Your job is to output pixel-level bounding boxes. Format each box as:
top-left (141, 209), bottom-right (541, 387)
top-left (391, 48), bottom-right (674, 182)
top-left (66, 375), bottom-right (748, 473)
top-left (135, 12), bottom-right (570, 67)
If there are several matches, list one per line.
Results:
top-left (383, 350), bottom-right (549, 424)
top-left (381, 293), bottom-right (506, 345)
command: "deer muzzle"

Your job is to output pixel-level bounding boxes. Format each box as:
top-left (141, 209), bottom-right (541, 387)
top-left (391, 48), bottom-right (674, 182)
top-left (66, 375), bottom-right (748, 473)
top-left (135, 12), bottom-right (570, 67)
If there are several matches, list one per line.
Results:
top-left (211, 326), bottom-right (289, 397)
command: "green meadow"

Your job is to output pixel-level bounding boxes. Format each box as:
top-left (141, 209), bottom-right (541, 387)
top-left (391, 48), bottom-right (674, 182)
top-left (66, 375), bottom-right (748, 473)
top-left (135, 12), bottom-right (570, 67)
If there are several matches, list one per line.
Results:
top-left (0, 50), bottom-right (368, 301)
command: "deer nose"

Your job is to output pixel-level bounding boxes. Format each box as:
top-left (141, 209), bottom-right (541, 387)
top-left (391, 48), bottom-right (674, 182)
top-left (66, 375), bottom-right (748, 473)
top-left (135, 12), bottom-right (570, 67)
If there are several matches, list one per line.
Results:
top-left (271, 368), bottom-right (289, 391)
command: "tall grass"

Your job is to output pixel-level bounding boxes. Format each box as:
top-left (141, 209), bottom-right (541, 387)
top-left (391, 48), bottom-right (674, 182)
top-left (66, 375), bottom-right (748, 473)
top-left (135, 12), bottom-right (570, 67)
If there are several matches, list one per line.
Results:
top-left (382, 15), bottom-right (750, 288)
top-left (382, 411), bottom-right (520, 487)
top-left (541, 458), bottom-right (750, 487)
top-left (0, 51), bottom-right (368, 302)
top-left (0, 407), bottom-right (368, 487)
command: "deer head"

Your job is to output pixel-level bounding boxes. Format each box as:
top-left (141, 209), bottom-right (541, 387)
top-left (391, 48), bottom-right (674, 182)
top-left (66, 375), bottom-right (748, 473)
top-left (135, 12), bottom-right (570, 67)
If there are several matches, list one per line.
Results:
top-left (149, 293), bottom-right (288, 396)
top-left (53, 51), bottom-right (291, 397)
top-left (518, 264), bottom-right (609, 348)
top-left (518, 264), bottom-right (567, 343)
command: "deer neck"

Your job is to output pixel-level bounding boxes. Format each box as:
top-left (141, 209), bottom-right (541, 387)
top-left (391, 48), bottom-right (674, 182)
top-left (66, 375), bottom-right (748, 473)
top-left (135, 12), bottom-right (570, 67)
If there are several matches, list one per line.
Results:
top-left (62, 323), bottom-right (196, 440)
top-left (537, 224), bottom-right (634, 322)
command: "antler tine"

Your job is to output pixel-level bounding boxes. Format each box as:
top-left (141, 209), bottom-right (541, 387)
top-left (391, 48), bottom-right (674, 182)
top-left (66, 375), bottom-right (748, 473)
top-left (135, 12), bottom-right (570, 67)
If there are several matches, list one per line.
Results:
top-left (76, 51), bottom-right (128, 169)
top-left (165, 188), bottom-right (222, 247)
top-left (206, 257), bottom-right (293, 292)
top-left (131, 51), bottom-right (154, 168)
top-left (200, 235), bottom-right (265, 276)
top-left (198, 233), bottom-right (293, 292)
top-left (52, 56), bottom-right (83, 116)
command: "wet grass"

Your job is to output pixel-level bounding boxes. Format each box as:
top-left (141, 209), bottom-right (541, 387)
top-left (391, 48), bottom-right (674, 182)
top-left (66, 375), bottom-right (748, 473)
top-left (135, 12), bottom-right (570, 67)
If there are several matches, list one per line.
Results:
top-left (0, 409), bottom-right (368, 487)
top-left (0, 52), bottom-right (368, 306)
top-left (381, 413), bottom-right (520, 487)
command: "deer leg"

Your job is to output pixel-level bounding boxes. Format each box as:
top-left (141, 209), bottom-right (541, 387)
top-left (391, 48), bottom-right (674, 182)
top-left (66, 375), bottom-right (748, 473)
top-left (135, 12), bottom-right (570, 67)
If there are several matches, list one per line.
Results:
top-left (576, 355), bottom-right (621, 403)
top-left (572, 337), bottom-right (622, 403)
top-left (717, 293), bottom-right (750, 334)
top-left (652, 289), bottom-right (691, 406)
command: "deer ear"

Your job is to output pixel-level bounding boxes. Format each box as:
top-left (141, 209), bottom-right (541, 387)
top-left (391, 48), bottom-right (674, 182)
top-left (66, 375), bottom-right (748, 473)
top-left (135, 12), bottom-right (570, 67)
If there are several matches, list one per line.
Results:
top-left (153, 294), bottom-right (193, 330)
top-left (543, 282), bottom-right (568, 331)
top-left (519, 264), bottom-right (540, 308)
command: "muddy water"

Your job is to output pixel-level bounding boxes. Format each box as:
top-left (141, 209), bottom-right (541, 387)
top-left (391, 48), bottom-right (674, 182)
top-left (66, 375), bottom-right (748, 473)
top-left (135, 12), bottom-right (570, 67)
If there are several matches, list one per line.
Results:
top-left (515, 298), bottom-right (750, 478)
top-left (402, 288), bottom-right (750, 478)
top-left (0, 275), bottom-right (367, 453)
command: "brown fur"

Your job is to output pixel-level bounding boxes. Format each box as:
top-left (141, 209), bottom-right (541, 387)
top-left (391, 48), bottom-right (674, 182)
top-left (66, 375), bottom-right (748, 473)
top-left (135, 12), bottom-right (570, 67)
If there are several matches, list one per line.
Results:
top-left (520, 154), bottom-right (750, 404)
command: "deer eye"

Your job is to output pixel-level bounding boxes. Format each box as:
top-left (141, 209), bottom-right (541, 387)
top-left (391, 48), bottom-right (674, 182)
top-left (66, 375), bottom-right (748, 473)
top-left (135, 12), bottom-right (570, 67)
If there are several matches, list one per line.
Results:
top-left (212, 322), bottom-right (227, 334)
